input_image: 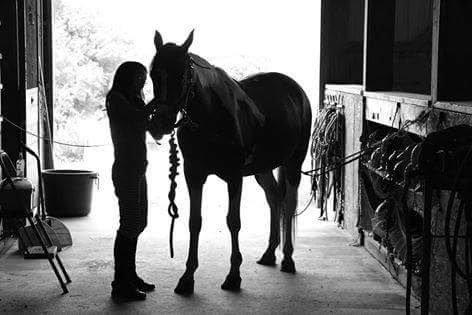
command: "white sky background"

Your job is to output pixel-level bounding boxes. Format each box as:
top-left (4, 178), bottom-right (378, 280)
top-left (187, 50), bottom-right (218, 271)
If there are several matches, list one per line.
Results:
top-left (61, 0), bottom-right (321, 105)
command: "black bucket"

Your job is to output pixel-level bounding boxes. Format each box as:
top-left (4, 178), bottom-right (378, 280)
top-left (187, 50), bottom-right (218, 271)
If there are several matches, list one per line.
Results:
top-left (42, 169), bottom-right (98, 217)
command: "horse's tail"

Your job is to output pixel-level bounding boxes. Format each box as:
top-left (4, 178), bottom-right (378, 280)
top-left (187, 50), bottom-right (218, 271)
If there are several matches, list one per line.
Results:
top-left (278, 166), bottom-right (297, 250)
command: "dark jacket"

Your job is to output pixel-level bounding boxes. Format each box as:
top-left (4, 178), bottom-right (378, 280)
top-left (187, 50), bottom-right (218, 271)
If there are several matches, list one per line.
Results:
top-left (106, 90), bottom-right (149, 173)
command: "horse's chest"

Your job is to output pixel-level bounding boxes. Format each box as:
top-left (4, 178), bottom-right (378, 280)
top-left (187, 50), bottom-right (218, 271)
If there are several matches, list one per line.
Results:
top-left (178, 129), bottom-right (245, 173)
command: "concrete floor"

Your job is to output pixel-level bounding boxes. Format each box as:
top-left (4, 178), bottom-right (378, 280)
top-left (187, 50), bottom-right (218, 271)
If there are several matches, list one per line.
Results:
top-left (0, 148), bottom-right (419, 314)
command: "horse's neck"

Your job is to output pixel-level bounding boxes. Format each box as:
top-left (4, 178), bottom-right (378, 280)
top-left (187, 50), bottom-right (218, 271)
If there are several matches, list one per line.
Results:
top-left (188, 76), bottom-right (214, 125)
top-left (187, 54), bottom-right (265, 153)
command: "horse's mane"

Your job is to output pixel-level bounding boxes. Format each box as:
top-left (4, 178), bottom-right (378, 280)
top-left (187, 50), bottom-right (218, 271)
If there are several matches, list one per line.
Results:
top-left (190, 53), bottom-right (265, 152)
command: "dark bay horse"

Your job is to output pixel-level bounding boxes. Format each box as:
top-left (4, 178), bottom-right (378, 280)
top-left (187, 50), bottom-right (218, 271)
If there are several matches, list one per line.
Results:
top-left (149, 30), bottom-right (312, 295)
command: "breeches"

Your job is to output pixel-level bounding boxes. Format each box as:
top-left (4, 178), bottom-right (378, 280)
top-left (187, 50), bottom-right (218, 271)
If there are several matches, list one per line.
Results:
top-left (112, 165), bottom-right (148, 239)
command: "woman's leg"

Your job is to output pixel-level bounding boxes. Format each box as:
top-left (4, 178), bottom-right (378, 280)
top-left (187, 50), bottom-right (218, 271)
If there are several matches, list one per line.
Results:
top-left (111, 170), bottom-right (146, 301)
top-left (133, 176), bottom-right (155, 291)
top-left (116, 174), bottom-right (147, 239)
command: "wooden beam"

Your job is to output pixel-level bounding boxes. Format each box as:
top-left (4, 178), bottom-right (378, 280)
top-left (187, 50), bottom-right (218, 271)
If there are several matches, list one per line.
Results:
top-left (319, 0), bottom-right (330, 109)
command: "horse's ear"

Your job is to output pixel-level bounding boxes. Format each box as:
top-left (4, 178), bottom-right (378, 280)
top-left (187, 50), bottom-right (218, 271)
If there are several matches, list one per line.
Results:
top-left (181, 29), bottom-right (194, 51)
top-left (154, 30), bottom-right (163, 50)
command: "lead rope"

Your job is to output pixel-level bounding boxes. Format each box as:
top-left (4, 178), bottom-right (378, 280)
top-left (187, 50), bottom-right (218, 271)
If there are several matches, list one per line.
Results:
top-left (168, 130), bottom-right (180, 258)
top-left (166, 63), bottom-right (196, 258)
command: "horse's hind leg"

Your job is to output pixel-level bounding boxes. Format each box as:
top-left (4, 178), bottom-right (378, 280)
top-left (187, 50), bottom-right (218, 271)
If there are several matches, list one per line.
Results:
top-left (280, 165), bottom-right (301, 274)
top-left (255, 171), bottom-right (281, 266)
top-left (221, 176), bottom-right (243, 291)
top-left (174, 165), bottom-right (207, 296)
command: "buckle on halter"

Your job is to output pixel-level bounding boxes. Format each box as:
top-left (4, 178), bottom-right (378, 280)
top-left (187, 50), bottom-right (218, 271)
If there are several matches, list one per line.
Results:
top-left (174, 110), bottom-right (198, 130)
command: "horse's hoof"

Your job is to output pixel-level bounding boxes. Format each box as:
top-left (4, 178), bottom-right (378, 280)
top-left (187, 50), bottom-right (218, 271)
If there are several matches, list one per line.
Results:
top-left (257, 253), bottom-right (276, 266)
top-left (221, 274), bottom-right (241, 292)
top-left (281, 258), bottom-right (296, 274)
top-left (174, 277), bottom-right (194, 296)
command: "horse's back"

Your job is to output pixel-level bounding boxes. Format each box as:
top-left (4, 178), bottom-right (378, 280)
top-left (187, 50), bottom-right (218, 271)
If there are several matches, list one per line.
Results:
top-left (239, 72), bottom-right (312, 174)
top-left (240, 72), bottom-right (311, 125)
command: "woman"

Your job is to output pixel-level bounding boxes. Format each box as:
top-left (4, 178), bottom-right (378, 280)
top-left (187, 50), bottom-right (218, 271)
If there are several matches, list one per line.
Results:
top-left (106, 61), bottom-right (156, 301)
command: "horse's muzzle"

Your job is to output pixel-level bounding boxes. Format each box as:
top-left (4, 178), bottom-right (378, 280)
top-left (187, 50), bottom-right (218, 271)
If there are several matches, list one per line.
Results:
top-left (148, 105), bottom-right (179, 141)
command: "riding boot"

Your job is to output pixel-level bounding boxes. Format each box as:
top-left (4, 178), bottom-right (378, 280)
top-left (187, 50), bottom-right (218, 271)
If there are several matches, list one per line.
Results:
top-left (111, 232), bottom-right (146, 301)
top-left (131, 236), bottom-right (156, 292)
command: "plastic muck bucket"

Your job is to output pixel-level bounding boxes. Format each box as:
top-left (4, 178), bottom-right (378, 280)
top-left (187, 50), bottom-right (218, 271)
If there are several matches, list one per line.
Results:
top-left (42, 169), bottom-right (98, 217)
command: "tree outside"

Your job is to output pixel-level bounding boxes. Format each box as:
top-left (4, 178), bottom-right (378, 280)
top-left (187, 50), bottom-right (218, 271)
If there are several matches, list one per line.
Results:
top-left (53, 0), bottom-right (134, 165)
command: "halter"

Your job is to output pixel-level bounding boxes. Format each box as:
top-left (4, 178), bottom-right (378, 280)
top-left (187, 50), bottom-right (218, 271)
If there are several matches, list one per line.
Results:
top-left (176, 58), bottom-right (195, 113)
top-left (152, 54), bottom-right (213, 130)
top-left (172, 56), bottom-right (211, 130)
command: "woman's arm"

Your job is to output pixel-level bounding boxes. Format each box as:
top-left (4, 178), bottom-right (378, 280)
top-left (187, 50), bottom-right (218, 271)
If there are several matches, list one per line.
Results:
top-left (107, 91), bottom-right (146, 121)
top-left (143, 98), bottom-right (159, 115)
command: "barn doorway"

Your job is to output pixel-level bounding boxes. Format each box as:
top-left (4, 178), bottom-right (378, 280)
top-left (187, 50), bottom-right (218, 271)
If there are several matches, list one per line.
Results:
top-left (51, 0), bottom-right (321, 220)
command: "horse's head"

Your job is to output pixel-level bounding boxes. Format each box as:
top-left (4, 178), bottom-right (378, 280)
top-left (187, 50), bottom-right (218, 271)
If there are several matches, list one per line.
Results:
top-left (148, 30), bottom-right (194, 140)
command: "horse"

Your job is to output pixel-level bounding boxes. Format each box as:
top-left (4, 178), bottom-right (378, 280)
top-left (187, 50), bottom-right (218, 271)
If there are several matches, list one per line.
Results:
top-left (148, 30), bottom-right (312, 295)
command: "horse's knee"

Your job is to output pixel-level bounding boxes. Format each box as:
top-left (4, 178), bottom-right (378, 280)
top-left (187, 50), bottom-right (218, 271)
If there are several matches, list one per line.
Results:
top-left (226, 215), bottom-right (241, 232)
top-left (186, 259), bottom-right (199, 272)
top-left (283, 241), bottom-right (294, 256)
top-left (231, 252), bottom-right (243, 266)
top-left (271, 233), bottom-right (281, 244)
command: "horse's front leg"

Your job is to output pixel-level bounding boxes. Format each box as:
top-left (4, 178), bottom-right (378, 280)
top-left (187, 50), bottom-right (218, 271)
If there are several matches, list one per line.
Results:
top-left (281, 171), bottom-right (299, 274)
top-left (174, 166), bottom-right (207, 296)
top-left (221, 177), bottom-right (243, 291)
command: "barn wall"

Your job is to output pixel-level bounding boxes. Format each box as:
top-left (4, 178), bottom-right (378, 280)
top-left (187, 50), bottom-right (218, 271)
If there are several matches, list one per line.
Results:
top-left (321, 0), bottom-right (472, 313)
top-left (324, 86), bottom-right (364, 238)
top-left (24, 0), bottom-right (41, 201)
top-left (0, 0), bottom-right (43, 169)
top-left (0, 0), bottom-right (48, 250)
top-left (0, 0), bottom-right (23, 162)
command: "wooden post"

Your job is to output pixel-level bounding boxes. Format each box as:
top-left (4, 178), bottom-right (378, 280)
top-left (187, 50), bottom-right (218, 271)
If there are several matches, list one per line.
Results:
top-left (421, 178), bottom-right (433, 315)
top-left (430, 0), bottom-right (440, 104)
top-left (0, 52), bottom-right (2, 160)
top-left (41, 0), bottom-right (54, 169)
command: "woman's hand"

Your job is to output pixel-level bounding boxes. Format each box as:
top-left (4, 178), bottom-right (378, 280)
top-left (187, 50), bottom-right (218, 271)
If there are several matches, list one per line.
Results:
top-left (144, 98), bottom-right (160, 114)
top-left (147, 103), bottom-right (178, 140)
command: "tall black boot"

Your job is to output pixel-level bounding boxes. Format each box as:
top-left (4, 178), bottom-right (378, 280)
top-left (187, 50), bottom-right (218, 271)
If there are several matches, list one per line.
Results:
top-left (111, 232), bottom-right (146, 301)
top-left (131, 236), bottom-right (155, 292)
